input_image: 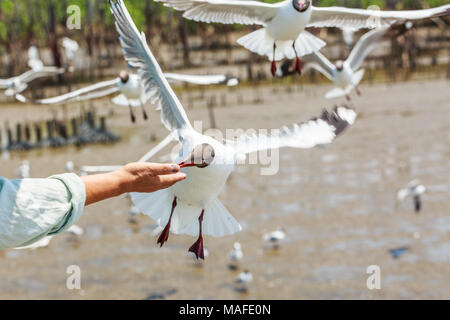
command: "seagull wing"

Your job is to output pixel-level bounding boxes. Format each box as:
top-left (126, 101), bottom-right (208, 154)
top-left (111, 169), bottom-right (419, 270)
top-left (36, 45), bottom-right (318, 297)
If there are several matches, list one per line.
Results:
top-left (110, 0), bottom-right (192, 132)
top-left (155, 0), bottom-right (280, 25)
top-left (231, 106), bottom-right (356, 156)
top-left (0, 78), bottom-right (12, 88)
top-left (16, 78), bottom-right (119, 104)
top-left (345, 27), bottom-right (389, 71)
top-left (303, 51), bottom-right (335, 81)
top-left (308, 4), bottom-right (450, 29)
top-left (164, 72), bottom-right (235, 86)
top-left (18, 67), bottom-right (65, 83)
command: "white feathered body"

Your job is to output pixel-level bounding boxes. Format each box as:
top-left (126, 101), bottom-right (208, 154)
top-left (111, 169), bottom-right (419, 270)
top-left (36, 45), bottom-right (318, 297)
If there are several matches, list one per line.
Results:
top-left (118, 74), bottom-right (143, 100)
top-left (171, 131), bottom-right (235, 206)
top-left (131, 130), bottom-right (241, 237)
top-left (266, 2), bottom-right (312, 40)
top-left (333, 66), bottom-right (354, 89)
top-left (237, 2), bottom-right (324, 61)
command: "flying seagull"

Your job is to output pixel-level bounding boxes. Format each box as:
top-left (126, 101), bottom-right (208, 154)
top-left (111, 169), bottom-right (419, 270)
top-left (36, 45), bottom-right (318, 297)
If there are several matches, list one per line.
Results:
top-left (1, 46), bottom-right (64, 96)
top-left (110, 0), bottom-right (356, 259)
top-left (15, 71), bottom-right (239, 123)
top-left (156, 0), bottom-right (450, 76)
top-left (300, 24), bottom-right (409, 100)
top-left (397, 180), bottom-right (426, 213)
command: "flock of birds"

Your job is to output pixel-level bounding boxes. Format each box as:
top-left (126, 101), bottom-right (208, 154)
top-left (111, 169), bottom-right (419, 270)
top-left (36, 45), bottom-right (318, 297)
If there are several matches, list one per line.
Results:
top-left (1, 0), bottom-right (446, 268)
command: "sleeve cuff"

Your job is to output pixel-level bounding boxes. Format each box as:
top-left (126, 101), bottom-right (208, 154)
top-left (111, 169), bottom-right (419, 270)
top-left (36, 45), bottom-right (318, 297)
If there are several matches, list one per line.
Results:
top-left (47, 173), bottom-right (86, 234)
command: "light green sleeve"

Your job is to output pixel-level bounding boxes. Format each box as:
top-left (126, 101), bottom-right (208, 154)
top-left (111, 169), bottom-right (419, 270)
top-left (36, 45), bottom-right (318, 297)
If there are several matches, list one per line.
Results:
top-left (0, 173), bottom-right (86, 250)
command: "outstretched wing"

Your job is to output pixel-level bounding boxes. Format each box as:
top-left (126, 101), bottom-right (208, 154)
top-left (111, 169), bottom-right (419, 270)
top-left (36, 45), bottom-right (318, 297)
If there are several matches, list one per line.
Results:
top-left (303, 51), bottom-right (336, 81)
top-left (231, 106), bottom-right (356, 156)
top-left (346, 23), bottom-right (412, 71)
top-left (309, 4), bottom-right (450, 29)
top-left (18, 67), bottom-right (65, 84)
top-left (110, 0), bottom-right (192, 132)
top-left (164, 72), bottom-right (238, 86)
top-left (155, 0), bottom-right (280, 25)
top-left (15, 78), bottom-right (119, 104)
top-left (0, 78), bottom-right (12, 89)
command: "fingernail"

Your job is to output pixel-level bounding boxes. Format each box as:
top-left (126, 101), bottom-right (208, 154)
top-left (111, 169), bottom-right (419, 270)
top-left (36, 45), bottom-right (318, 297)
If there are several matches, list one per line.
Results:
top-left (171, 164), bottom-right (180, 172)
top-left (181, 173), bottom-right (187, 179)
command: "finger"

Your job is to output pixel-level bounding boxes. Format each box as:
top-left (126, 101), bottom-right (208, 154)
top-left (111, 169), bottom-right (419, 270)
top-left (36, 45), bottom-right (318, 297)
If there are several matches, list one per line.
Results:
top-left (157, 172), bottom-right (186, 188)
top-left (147, 163), bottom-right (180, 175)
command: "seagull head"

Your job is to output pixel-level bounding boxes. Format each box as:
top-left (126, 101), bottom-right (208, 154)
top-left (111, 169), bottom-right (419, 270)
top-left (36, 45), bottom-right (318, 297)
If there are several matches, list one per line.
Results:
top-left (293, 0), bottom-right (310, 13)
top-left (335, 61), bottom-right (344, 71)
top-left (179, 143), bottom-right (216, 168)
top-left (119, 70), bottom-right (130, 83)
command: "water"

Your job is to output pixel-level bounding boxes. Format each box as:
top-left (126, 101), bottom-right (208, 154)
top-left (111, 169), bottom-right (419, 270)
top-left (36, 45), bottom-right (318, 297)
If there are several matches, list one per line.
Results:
top-left (0, 78), bottom-right (449, 299)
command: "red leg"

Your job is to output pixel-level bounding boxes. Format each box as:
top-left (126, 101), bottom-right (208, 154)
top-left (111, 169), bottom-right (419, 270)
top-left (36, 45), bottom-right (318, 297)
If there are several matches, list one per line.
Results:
top-left (346, 95), bottom-right (351, 101)
top-left (188, 209), bottom-right (205, 259)
top-left (292, 41), bottom-right (302, 75)
top-left (271, 43), bottom-right (277, 77)
top-left (128, 104), bottom-right (136, 123)
top-left (141, 103), bottom-right (148, 120)
top-left (157, 196), bottom-right (177, 247)
top-left (355, 87), bottom-right (361, 96)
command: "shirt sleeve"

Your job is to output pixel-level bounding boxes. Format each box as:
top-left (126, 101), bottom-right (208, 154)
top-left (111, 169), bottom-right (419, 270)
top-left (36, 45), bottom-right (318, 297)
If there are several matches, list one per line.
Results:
top-left (0, 173), bottom-right (86, 250)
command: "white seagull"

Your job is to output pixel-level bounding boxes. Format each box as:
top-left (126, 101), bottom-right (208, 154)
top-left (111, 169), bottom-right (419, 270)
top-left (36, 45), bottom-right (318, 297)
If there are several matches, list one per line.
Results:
top-left (62, 37), bottom-right (80, 71)
top-left (263, 228), bottom-right (286, 249)
top-left (15, 71), bottom-right (239, 123)
top-left (16, 160), bottom-right (31, 179)
top-left (301, 25), bottom-right (406, 100)
top-left (1, 47), bottom-right (64, 96)
top-left (228, 242), bottom-right (244, 270)
top-left (397, 180), bottom-right (426, 213)
top-left (110, 0), bottom-right (356, 259)
top-left (235, 270), bottom-right (253, 292)
top-left (157, 0), bottom-right (450, 75)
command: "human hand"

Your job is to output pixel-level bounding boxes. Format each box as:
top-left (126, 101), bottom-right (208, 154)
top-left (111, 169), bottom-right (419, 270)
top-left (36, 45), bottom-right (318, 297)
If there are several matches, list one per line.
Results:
top-left (116, 162), bottom-right (186, 193)
top-left (82, 162), bottom-right (186, 206)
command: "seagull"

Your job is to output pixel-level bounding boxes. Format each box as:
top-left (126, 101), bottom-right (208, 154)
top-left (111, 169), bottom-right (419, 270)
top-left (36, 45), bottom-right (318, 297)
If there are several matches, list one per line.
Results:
top-left (397, 180), bottom-right (426, 213)
top-left (1, 67), bottom-right (64, 97)
top-left (342, 27), bottom-right (356, 48)
top-left (235, 270), bottom-right (253, 292)
top-left (110, 0), bottom-right (357, 260)
top-left (62, 37), bottom-right (79, 72)
top-left (65, 160), bottom-right (75, 172)
top-left (228, 242), bottom-right (243, 270)
top-left (263, 228), bottom-right (286, 249)
top-left (15, 71), bottom-right (239, 123)
top-left (299, 26), bottom-right (406, 100)
top-left (27, 46), bottom-right (44, 71)
top-left (157, 0), bottom-right (450, 76)
top-left (16, 160), bottom-right (30, 179)
top-left (301, 23), bottom-right (412, 100)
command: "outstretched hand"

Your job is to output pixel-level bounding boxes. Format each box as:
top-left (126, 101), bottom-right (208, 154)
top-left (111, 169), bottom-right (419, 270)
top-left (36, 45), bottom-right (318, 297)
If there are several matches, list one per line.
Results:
top-left (82, 162), bottom-right (186, 206)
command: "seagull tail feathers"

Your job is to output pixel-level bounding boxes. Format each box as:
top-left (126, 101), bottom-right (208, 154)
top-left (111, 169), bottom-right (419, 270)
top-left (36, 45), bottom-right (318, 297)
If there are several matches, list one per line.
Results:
top-left (237, 29), bottom-right (325, 61)
top-left (131, 190), bottom-right (241, 238)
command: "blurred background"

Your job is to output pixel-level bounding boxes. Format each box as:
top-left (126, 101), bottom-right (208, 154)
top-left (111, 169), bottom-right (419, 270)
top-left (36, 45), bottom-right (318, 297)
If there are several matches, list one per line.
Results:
top-left (0, 0), bottom-right (449, 299)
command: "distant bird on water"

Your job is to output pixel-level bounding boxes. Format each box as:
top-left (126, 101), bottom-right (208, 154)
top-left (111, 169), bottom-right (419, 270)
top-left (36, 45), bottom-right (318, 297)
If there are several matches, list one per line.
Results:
top-left (228, 242), bottom-right (244, 270)
top-left (397, 180), bottom-right (426, 213)
top-left (263, 228), bottom-right (286, 249)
